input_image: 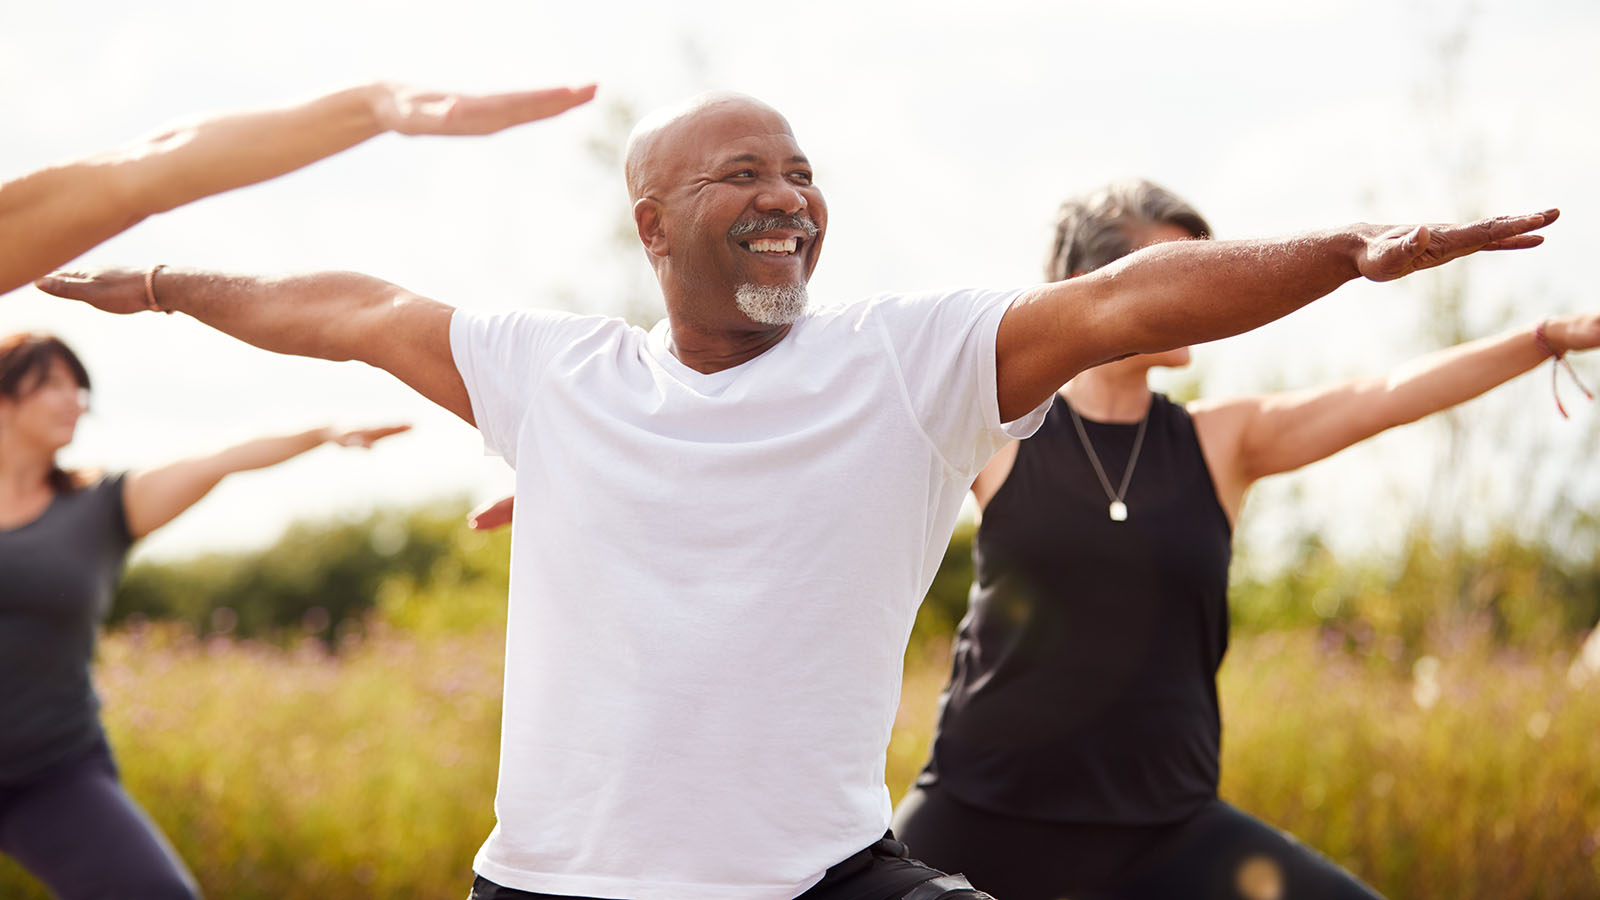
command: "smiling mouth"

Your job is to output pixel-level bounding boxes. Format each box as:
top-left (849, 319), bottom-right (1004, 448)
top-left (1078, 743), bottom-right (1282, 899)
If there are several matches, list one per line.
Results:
top-left (741, 236), bottom-right (801, 255)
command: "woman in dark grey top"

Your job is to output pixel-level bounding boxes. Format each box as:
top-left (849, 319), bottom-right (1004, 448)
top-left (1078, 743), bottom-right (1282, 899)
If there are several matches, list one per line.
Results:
top-left (0, 332), bottom-right (407, 900)
top-left (890, 180), bottom-right (1599, 900)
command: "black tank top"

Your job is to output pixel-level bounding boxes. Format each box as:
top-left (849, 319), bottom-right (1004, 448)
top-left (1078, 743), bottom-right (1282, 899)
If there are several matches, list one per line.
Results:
top-left (918, 393), bottom-right (1233, 824)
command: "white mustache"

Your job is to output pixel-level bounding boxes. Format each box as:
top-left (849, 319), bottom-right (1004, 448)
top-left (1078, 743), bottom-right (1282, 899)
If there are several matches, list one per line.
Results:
top-left (729, 215), bottom-right (819, 239)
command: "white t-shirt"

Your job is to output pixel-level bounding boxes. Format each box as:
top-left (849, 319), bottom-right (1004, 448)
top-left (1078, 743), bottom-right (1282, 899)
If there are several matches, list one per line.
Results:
top-left (451, 287), bottom-right (1046, 900)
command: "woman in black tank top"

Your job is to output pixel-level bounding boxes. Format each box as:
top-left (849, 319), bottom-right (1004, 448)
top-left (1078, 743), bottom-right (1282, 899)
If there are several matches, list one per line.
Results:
top-left (891, 180), bottom-right (1600, 900)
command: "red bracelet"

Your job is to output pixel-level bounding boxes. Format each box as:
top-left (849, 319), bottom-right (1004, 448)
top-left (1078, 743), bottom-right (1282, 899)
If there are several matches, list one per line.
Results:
top-left (1534, 319), bottom-right (1593, 419)
top-left (143, 264), bottom-right (172, 314)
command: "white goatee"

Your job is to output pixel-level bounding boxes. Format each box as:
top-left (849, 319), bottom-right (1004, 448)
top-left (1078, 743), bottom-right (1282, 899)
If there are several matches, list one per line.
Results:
top-left (734, 283), bottom-right (809, 325)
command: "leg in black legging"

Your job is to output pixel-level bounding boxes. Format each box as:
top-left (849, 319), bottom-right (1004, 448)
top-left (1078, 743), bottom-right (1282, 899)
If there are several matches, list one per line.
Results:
top-left (893, 783), bottom-right (1151, 900)
top-left (0, 743), bottom-right (199, 900)
top-left (1114, 799), bottom-right (1384, 900)
top-left (893, 785), bottom-right (1385, 900)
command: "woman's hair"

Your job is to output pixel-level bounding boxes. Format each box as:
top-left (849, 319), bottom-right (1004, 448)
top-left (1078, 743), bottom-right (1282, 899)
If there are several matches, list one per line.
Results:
top-left (1046, 178), bottom-right (1212, 281)
top-left (0, 332), bottom-right (93, 493)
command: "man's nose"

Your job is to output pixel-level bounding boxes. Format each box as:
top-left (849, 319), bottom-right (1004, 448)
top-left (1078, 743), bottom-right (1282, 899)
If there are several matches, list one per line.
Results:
top-left (756, 177), bottom-right (806, 216)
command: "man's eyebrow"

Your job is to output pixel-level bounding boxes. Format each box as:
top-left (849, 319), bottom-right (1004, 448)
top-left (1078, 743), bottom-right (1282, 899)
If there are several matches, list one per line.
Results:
top-left (717, 153), bottom-right (811, 166)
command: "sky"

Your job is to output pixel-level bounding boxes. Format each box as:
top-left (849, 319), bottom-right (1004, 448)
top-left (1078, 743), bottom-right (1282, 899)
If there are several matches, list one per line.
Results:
top-left (3, 0), bottom-right (1597, 564)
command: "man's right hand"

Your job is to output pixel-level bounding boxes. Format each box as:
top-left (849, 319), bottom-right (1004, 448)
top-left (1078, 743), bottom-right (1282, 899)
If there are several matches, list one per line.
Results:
top-left (33, 265), bottom-right (157, 315)
top-left (469, 496), bottom-right (516, 531)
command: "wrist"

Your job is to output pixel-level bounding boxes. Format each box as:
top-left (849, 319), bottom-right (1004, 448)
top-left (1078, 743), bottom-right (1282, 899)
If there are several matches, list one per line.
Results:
top-left (144, 265), bottom-right (175, 314)
top-left (364, 82), bottom-right (405, 135)
top-left (1338, 224), bottom-right (1381, 278)
top-left (1535, 318), bottom-right (1568, 357)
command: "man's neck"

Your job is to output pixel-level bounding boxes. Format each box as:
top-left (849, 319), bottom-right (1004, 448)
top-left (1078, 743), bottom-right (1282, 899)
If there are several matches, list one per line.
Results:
top-left (663, 318), bottom-right (793, 374)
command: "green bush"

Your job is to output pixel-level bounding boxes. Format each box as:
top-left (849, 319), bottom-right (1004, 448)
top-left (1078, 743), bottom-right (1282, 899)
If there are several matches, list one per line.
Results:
top-left (114, 502), bottom-right (499, 641)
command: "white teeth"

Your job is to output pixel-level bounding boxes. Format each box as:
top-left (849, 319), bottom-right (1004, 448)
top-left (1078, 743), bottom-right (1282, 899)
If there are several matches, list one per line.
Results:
top-left (747, 237), bottom-right (798, 253)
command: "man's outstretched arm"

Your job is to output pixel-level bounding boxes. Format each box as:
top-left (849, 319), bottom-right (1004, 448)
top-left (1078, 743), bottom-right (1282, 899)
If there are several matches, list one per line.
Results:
top-left (0, 82), bottom-right (596, 294)
top-left (33, 267), bottom-right (473, 424)
top-left (995, 212), bottom-right (1558, 421)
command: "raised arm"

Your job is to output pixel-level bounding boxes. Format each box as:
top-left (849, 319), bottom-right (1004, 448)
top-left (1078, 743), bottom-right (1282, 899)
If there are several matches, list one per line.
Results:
top-left (123, 424), bottom-right (409, 539)
top-left (34, 266), bottom-right (472, 423)
top-left (1188, 313), bottom-right (1598, 520)
top-left (994, 212), bottom-right (1558, 422)
top-left (0, 82), bottom-right (596, 294)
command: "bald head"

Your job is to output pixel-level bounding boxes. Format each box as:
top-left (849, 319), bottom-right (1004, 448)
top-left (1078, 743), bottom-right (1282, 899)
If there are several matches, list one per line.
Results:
top-left (622, 91), bottom-right (826, 332)
top-left (624, 92), bottom-right (793, 203)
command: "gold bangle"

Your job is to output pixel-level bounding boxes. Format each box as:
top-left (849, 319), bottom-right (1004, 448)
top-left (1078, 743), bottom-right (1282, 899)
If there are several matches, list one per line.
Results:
top-left (143, 264), bottom-right (172, 314)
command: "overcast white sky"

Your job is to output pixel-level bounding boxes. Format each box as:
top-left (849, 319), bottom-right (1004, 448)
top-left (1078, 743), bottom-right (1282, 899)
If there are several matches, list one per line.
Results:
top-left (3, 0), bottom-right (1597, 563)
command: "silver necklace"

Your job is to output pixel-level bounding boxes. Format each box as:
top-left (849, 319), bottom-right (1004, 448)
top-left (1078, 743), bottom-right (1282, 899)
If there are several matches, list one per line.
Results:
top-left (1065, 397), bottom-right (1150, 522)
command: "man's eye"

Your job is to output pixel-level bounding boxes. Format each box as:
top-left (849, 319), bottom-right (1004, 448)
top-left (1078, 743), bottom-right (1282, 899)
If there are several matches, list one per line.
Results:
top-left (727, 170), bottom-right (755, 180)
top-left (790, 171), bottom-right (813, 185)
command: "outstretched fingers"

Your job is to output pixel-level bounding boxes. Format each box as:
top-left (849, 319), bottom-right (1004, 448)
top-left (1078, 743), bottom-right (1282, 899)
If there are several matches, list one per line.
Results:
top-left (33, 266), bottom-right (152, 314)
top-left (1470, 208), bottom-right (1560, 246)
top-left (1480, 234), bottom-right (1545, 251)
top-left (334, 423), bottom-right (413, 448)
top-left (1473, 208), bottom-right (1558, 250)
top-left (1420, 208), bottom-right (1559, 269)
top-left (385, 83), bottom-right (599, 136)
top-left (467, 496), bottom-right (515, 531)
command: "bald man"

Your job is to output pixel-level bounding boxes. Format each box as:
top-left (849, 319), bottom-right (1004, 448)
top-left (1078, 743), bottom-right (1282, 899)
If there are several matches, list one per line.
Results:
top-left (36, 92), bottom-right (1556, 900)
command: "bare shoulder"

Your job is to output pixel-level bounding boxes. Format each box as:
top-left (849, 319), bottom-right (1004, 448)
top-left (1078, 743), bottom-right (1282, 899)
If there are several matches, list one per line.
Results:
top-left (1185, 395), bottom-right (1261, 525)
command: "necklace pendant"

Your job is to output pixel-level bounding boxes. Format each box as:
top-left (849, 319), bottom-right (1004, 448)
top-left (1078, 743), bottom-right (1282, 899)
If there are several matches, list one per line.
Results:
top-left (1109, 500), bottom-right (1128, 522)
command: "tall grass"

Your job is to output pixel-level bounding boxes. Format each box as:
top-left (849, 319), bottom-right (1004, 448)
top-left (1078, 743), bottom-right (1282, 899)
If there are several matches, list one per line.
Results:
top-left (0, 623), bottom-right (504, 900)
top-left (3, 623), bottom-right (1596, 898)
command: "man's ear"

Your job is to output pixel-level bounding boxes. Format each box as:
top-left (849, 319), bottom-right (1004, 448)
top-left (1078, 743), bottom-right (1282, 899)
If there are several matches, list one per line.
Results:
top-left (634, 198), bottom-right (668, 258)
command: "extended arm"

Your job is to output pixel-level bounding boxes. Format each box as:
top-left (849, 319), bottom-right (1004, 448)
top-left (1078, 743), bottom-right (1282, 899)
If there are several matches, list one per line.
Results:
top-left (1191, 312), bottom-right (1599, 520)
top-left (0, 82), bottom-right (595, 294)
top-left (123, 424), bottom-right (408, 539)
top-left (994, 212), bottom-right (1557, 422)
top-left (35, 266), bottom-right (470, 422)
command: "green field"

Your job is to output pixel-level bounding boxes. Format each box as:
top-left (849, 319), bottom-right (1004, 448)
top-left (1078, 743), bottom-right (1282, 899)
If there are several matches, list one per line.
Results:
top-left (3, 620), bottom-right (1597, 899)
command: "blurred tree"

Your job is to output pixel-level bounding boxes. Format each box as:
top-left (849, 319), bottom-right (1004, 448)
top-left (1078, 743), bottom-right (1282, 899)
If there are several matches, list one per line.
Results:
top-left (114, 503), bottom-right (491, 642)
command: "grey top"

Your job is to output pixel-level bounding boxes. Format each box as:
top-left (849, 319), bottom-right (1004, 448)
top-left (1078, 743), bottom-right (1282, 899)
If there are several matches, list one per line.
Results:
top-left (0, 473), bottom-right (132, 785)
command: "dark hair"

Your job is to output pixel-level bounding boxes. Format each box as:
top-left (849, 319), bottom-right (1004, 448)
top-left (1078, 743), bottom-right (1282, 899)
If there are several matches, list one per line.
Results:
top-left (1046, 178), bottom-right (1212, 281)
top-left (0, 333), bottom-right (93, 493)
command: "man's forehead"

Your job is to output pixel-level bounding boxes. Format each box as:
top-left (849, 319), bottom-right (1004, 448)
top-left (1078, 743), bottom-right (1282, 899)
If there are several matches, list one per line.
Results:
top-left (714, 146), bottom-right (810, 167)
top-left (626, 93), bottom-right (801, 196)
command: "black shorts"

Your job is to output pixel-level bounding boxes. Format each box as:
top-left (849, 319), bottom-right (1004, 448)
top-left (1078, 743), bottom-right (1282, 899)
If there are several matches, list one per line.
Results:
top-left (468, 832), bottom-right (992, 900)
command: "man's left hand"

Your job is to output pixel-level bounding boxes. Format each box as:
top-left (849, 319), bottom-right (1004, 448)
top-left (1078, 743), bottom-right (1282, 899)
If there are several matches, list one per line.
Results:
top-left (1358, 209), bottom-right (1559, 282)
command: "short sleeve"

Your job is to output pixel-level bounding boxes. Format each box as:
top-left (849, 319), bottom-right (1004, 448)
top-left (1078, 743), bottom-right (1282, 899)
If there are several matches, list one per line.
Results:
top-left (869, 287), bottom-right (1050, 477)
top-left (95, 471), bottom-right (134, 550)
top-left (450, 308), bottom-right (599, 467)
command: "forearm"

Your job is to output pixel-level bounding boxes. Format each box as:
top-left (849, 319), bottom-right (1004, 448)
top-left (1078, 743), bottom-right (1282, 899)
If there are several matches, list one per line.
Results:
top-left (150, 266), bottom-right (424, 364)
top-left (35, 263), bottom-right (469, 421)
top-left (998, 228), bottom-right (1370, 418)
top-left (1225, 314), bottom-right (1591, 484)
top-left (0, 86), bottom-right (386, 294)
top-left (122, 429), bottom-right (333, 538)
top-left (206, 428), bottom-right (335, 475)
top-left (1070, 229), bottom-right (1364, 357)
top-left (122, 85), bottom-right (384, 215)
top-left (1373, 318), bottom-right (1579, 427)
